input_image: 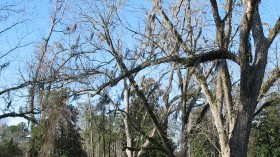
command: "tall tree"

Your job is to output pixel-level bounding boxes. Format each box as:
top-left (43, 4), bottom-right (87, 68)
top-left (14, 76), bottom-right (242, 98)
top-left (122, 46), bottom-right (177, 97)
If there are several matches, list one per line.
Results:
top-left (141, 0), bottom-right (280, 156)
top-left (0, 0), bottom-right (279, 157)
top-left (58, 0), bottom-right (279, 156)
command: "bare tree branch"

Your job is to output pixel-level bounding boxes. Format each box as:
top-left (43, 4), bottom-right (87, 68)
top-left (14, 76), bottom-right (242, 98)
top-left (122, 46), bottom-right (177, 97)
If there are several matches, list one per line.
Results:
top-left (259, 67), bottom-right (280, 99)
top-left (92, 50), bottom-right (238, 96)
top-left (210, 0), bottom-right (222, 25)
top-left (157, 6), bottom-right (193, 56)
top-left (268, 17), bottom-right (280, 46)
top-left (0, 111), bottom-right (39, 123)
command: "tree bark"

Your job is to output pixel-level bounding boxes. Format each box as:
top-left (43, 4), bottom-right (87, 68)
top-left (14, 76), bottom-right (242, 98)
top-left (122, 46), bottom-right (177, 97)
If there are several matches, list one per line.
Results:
top-left (229, 102), bottom-right (254, 157)
top-left (123, 83), bottom-right (133, 157)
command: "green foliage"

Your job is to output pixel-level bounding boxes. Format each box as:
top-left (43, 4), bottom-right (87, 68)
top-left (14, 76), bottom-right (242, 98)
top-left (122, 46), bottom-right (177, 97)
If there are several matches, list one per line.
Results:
top-left (141, 148), bottom-right (166, 157)
top-left (80, 102), bottom-right (123, 157)
top-left (251, 104), bottom-right (280, 157)
top-left (0, 139), bottom-right (22, 157)
top-left (0, 122), bottom-right (29, 156)
top-left (0, 122), bottom-right (29, 142)
top-left (29, 107), bottom-right (87, 157)
top-left (127, 78), bottom-right (170, 156)
top-left (141, 137), bottom-right (169, 157)
top-left (28, 124), bottom-right (47, 157)
top-left (51, 105), bottom-right (87, 157)
top-left (189, 111), bottom-right (220, 157)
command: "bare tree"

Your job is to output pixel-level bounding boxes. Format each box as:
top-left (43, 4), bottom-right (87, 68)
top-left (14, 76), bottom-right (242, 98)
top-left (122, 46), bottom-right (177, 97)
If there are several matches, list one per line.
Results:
top-left (75, 0), bottom-right (279, 156)
top-left (1, 0), bottom-right (278, 157)
top-left (37, 0), bottom-right (280, 156)
top-left (149, 0), bottom-right (278, 156)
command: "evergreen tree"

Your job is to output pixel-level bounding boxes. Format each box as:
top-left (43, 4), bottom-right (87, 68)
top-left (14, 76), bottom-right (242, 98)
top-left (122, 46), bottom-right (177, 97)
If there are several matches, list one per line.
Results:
top-left (251, 104), bottom-right (280, 157)
top-left (189, 110), bottom-right (220, 157)
top-left (0, 122), bottom-right (29, 156)
top-left (0, 139), bottom-right (23, 157)
top-left (126, 77), bottom-right (171, 156)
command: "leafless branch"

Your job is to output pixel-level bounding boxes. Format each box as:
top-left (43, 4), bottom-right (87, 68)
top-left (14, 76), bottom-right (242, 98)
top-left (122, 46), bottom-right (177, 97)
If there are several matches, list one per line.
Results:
top-left (259, 67), bottom-right (280, 99)
top-left (0, 110), bottom-right (39, 123)
top-left (92, 50), bottom-right (238, 96)
top-left (268, 17), bottom-right (280, 46)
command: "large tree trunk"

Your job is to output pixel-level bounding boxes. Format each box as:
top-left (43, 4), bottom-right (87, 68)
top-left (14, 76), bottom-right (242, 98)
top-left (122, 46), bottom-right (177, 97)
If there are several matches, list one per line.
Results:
top-left (229, 110), bottom-right (253, 157)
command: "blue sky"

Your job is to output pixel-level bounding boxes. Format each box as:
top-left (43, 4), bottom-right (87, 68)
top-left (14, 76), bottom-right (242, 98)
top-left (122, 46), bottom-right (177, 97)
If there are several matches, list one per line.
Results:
top-left (2, 0), bottom-right (280, 126)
